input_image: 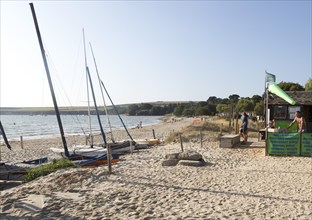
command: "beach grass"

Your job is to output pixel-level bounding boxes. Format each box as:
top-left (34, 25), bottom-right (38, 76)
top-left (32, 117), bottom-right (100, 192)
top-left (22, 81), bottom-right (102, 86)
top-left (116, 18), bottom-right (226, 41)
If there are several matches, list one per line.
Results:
top-left (25, 159), bottom-right (75, 181)
top-left (165, 120), bottom-right (226, 143)
top-left (164, 118), bottom-right (262, 143)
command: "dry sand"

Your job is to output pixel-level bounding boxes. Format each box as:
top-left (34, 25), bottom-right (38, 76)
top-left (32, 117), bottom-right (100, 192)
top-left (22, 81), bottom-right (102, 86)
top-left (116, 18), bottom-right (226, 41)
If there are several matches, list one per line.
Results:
top-left (1, 117), bottom-right (311, 219)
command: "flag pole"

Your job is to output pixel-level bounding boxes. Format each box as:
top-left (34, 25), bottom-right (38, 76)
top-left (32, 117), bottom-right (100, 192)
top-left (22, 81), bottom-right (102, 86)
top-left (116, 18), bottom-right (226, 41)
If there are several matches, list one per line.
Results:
top-left (265, 79), bottom-right (269, 156)
top-left (264, 70), bottom-right (267, 124)
top-left (264, 71), bottom-right (267, 155)
top-left (264, 70), bottom-right (275, 156)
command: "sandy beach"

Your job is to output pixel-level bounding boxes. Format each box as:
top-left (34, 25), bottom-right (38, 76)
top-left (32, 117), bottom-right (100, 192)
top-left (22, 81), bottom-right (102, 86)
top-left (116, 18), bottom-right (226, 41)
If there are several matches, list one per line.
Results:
top-left (1, 117), bottom-right (311, 219)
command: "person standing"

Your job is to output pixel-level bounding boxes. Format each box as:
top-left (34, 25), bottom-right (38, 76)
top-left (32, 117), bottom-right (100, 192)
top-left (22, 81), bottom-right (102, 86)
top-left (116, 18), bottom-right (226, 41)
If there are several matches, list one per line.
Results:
top-left (241, 112), bottom-right (249, 144)
top-left (287, 111), bottom-right (306, 133)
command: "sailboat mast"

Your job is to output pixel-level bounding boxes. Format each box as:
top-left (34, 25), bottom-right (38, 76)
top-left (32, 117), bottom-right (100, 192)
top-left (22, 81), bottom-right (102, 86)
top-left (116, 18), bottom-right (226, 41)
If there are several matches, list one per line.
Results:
top-left (82, 32), bottom-right (107, 145)
top-left (0, 121), bottom-right (11, 150)
top-left (88, 44), bottom-right (135, 142)
top-left (86, 67), bottom-right (107, 145)
top-left (29, 3), bottom-right (69, 157)
top-left (83, 30), bottom-right (93, 146)
top-left (88, 44), bottom-right (133, 142)
top-left (89, 43), bottom-right (115, 143)
top-left (100, 81), bottom-right (134, 142)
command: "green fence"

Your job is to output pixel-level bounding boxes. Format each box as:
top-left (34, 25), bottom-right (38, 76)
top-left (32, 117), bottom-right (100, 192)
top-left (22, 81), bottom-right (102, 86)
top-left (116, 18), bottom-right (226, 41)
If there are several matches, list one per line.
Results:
top-left (268, 133), bottom-right (300, 156)
top-left (268, 132), bottom-right (312, 156)
top-left (301, 133), bottom-right (312, 156)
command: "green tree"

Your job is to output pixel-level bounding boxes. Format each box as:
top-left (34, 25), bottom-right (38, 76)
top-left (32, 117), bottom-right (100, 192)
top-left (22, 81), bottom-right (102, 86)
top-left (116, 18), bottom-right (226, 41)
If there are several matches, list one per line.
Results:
top-left (236, 98), bottom-right (254, 112)
top-left (140, 103), bottom-right (153, 110)
top-left (228, 94), bottom-right (240, 126)
top-left (197, 101), bottom-right (208, 107)
top-left (150, 106), bottom-right (163, 115)
top-left (167, 104), bottom-right (177, 113)
top-left (182, 108), bottom-right (195, 117)
top-left (207, 96), bottom-right (217, 104)
top-left (221, 98), bottom-right (229, 104)
top-left (278, 81), bottom-right (304, 91)
top-left (128, 104), bottom-right (139, 116)
top-left (254, 101), bottom-right (264, 117)
top-left (173, 105), bottom-right (184, 117)
top-left (207, 104), bottom-right (216, 115)
top-left (216, 98), bottom-right (223, 104)
top-left (195, 104), bottom-right (216, 116)
top-left (251, 95), bottom-right (262, 104)
top-left (136, 109), bottom-right (150, 115)
top-left (195, 107), bottom-right (209, 116)
top-left (216, 104), bottom-right (229, 113)
top-left (305, 78), bottom-right (312, 91)
top-left (229, 94), bottom-right (240, 102)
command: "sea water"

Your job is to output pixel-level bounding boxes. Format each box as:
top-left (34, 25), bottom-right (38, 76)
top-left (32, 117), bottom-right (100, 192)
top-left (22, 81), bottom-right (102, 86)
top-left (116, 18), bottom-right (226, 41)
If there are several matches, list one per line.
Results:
top-left (0, 114), bottom-right (162, 140)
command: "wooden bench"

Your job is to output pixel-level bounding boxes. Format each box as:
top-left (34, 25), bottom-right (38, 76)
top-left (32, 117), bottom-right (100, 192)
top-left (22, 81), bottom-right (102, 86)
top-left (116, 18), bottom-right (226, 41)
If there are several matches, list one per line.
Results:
top-left (220, 134), bottom-right (240, 148)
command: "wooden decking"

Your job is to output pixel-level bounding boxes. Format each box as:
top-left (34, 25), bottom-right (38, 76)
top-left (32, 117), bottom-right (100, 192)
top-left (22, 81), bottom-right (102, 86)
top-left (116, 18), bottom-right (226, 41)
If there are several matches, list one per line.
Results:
top-left (235, 137), bottom-right (266, 148)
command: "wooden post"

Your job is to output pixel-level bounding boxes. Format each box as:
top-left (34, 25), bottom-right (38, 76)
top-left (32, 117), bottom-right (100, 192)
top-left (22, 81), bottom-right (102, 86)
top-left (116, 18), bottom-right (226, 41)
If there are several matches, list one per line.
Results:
top-left (229, 103), bottom-right (232, 128)
top-left (107, 144), bottom-right (112, 174)
top-left (220, 123), bottom-right (223, 136)
top-left (85, 136), bottom-right (88, 145)
top-left (20, 136), bottom-right (24, 149)
top-left (152, 129), bottom-right (156, 139)
top-left (200, 130), bottom-right (203, 148)
top-left (235, 112), bottom-right (239, 134)
top-left (91, 135), bottom-right (94, 146)
top-left (130, 140), bottom-right (133, 154)
top-left (179, 133), bottom-right (184, 152)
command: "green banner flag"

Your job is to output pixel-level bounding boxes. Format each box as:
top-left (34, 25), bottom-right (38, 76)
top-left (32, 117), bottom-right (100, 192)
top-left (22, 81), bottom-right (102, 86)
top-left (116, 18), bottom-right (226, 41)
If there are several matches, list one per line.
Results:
top-left (268, 83), bottom-right (296, 105)
top-left (265, 71), bottom-right (276, 84)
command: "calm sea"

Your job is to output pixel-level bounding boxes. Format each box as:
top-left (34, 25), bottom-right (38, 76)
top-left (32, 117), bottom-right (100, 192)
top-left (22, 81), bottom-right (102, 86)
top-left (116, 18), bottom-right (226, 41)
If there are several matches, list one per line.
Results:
top-left (0, 115), bottom-right (162, 140)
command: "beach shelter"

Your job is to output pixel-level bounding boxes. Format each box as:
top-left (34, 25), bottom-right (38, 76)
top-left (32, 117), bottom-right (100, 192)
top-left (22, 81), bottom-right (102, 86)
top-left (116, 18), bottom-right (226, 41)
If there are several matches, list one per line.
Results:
top-left (264, 71), bottom-right (312, 156)
top-left (264, 72), bottom-right (296, 155)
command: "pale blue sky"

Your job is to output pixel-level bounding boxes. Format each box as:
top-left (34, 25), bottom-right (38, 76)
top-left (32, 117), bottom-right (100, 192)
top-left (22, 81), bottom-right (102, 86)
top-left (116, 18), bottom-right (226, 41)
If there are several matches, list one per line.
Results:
top-left (1, 0), bottom-right (311, 107)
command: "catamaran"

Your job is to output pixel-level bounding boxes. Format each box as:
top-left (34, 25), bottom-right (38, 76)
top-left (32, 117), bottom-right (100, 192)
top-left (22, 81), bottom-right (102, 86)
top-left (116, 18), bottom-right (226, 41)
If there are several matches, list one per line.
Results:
top-left (29, 3), bottom-right (113, 165)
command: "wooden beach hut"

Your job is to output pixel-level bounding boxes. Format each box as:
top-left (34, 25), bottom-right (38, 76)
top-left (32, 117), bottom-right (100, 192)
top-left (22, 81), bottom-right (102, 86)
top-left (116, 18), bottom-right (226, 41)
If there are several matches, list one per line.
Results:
top-left (267, 91), bottom-right (312, 156)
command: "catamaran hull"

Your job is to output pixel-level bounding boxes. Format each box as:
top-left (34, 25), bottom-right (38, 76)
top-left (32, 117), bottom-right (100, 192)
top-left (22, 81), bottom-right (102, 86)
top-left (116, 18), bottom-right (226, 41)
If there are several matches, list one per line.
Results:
top-left (0, 157), bottom-right (49, 181)
top-left (72, 153), bottom-right (120, 167)
top-left (50, 145), bottom-right (107, 158)
top-left (109, 141), bottom-right (135, 154)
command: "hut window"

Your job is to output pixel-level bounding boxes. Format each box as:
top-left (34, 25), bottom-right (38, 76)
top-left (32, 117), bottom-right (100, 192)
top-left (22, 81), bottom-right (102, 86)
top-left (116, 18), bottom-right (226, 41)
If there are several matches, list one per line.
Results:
top-left (288, 106), bottom-right (301, 119)
top-left (274, 106), bottom-right (287, 119)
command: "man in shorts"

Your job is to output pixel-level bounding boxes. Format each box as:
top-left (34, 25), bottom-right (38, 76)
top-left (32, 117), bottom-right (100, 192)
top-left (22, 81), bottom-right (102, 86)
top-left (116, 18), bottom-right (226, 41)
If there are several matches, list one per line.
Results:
top-left (240, 112), bottom-right (249, 144)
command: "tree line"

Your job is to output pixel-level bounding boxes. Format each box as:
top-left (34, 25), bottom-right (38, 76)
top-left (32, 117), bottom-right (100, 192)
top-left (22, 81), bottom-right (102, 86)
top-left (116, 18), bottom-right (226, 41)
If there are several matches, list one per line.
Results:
top-left (126, 79), bottom-right (312, 117)
top-left (4, 80), bottom-right (309, 116)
